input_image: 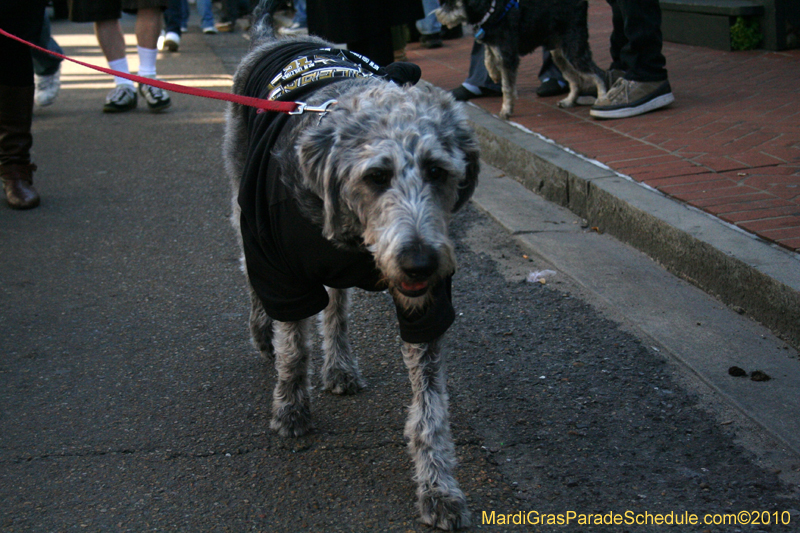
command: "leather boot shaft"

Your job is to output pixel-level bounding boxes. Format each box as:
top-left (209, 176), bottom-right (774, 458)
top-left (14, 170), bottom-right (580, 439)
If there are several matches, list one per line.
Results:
top-left (0, 84), bottom-right (35, 167)
top-left (1, 85), bottom-right (40, 209)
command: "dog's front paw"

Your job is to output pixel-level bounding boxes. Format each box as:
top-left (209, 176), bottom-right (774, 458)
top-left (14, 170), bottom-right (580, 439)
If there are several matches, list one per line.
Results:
top-left (322, 366), bottom-right (366, 395)
top-left (419, 489), bottom-right (471, 531)
top-left (557, 97), bottom-right (576, 108)
top-left (270, 402), bottom-right (313, 437)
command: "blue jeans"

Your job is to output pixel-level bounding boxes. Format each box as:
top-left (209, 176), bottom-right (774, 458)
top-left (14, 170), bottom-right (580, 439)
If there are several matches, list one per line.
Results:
top-left (462, 41), bottom-right (501, 94)
top-left (416, 0), bottom-right (441, 35)
top-left (165, 0), bottom-right (215, 33)
top-left (196, 0), bottom-right (215, 29)
top-left (292, 0), bottom-right (306, 26)
top-left (31, 14), bottom-right (63, 77)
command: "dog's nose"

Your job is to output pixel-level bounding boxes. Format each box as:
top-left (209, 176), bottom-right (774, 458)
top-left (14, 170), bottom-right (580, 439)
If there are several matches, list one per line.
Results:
top-left (399, 244), bottom-right (439, 280)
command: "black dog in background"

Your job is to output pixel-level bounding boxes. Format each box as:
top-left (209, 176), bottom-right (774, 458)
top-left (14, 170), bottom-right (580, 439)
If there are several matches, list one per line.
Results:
top-left (436, 0), bottom-right (607, 119)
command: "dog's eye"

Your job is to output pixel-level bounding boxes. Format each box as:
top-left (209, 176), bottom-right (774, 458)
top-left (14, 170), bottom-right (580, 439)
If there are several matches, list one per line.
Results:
top-left (427, 166), bottom-right (449, 182)
top-left (365, 169), bottom-right (392, 188)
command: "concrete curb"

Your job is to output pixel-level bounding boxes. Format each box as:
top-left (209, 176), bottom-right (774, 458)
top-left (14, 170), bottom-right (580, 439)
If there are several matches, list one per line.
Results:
top-left (464, 103), bottom-right (800, 350)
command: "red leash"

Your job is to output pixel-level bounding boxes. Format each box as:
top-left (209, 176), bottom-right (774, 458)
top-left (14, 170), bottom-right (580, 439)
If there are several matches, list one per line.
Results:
top-left (0, 26), bottom-right (310, 114)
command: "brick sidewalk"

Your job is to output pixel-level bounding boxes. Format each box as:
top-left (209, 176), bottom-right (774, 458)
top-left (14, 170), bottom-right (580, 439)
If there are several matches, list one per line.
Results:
top-left (407, 1), bottom-right (800, 252)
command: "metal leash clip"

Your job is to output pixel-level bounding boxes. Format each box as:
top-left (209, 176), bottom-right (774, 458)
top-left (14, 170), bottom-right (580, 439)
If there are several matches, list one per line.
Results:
top-left (288, 99), bottom-right (339, 115)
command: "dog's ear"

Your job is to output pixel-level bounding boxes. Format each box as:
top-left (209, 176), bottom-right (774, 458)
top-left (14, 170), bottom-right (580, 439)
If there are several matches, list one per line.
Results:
top-left (297, 125), bottom-right (342, 239)
top-left (452, 130), bottom-right (480, 213)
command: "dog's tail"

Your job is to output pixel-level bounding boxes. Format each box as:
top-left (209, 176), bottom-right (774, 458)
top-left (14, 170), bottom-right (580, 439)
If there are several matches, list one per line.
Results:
top-left (249, 0), bottom-right (281, 43)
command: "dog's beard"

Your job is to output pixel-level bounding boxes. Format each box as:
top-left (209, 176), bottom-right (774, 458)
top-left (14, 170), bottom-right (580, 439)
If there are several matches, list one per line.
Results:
top-left (362, 188), bottom-right (456, 311)
top-left (434, 1), bottom-right (469, 29)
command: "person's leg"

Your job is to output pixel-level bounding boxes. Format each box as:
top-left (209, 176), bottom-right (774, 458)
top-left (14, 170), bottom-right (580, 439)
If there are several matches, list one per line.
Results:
top-left (216, 0), bottom-right (239, 31)
top-left (591, 0), bottom-right (673, 119)
top-left (31, 14), bottom-right (64, 106)
top-left (161, 0), bottom-right (181, 51)
top-left (347, 30), bottom-right (395, 67)
top-left (416, 0), bottom-right (442, 48)
top-left (452, 41), bottom-right (502, 101)
top-left (95, 18), bottom-right (127, 62)
top-left (180, 0), bottom-right (189, 30)
top-left (614, 0), bottom-right (667, 82)
top-left (31, 15), bottom-right (63, 76)
top-left (606, 0), bottom-right (627, 73)
top-left (135, 6), bottom-right (172, 111)
top-left (135, 6), bottom-right (161, 50)
top-left (0, 0), bottom-right (47, 209)
top-left (95, 18), bottom-right (140, 112)
top-left (293, 0), bottom-right (307, 26)
top-left (197, 0), bottom-right (216, 31)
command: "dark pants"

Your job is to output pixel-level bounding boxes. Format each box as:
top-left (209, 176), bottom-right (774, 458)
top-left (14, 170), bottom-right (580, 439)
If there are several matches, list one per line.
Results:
top-left (163, 0), bottom-right (187, 34)
top-left (221, 0), bottom-right (254, 24)
top-left (347, 32), bottom-right (395, 67)
top-left (0, 0), bottom-right (48, 86)
top-left (606, 0), bottom-right (668, 82)
top-left (0, 0), bottom-right (47, 172)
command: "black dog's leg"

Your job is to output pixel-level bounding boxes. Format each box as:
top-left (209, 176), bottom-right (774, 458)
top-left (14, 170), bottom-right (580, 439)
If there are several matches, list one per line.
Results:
top-left (554, 5), bottom-right (607, 108)
top-left (550, 48), bottom-right (583, 108)
top-left (248, 285), bottom-right (274, 359)
top-left (320, 287), bottom-right (366, 395)
top-left (403, 337), bottom-right (470, 530)
top-left (270, 318), bottom-right (314, 437)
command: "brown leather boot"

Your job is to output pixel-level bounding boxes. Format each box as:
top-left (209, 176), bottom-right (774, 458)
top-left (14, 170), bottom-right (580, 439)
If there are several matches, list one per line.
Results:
top-left (0, 84), bottom-right (40, 210)
top-left (2, 163), bottom-right (40, 209)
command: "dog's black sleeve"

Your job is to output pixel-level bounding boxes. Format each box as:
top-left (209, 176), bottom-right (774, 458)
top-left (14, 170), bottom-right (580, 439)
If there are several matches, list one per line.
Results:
top-left (395, 276), bottom-right (455, 344)
top-left (383, 62), bottom-right (422, 86)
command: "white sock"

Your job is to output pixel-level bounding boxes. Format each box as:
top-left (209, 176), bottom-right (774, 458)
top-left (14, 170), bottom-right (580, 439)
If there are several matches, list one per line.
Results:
top-left (137, 46), bottom-right (158, 78)
top-left (108, 57), bottom-right (134, 87)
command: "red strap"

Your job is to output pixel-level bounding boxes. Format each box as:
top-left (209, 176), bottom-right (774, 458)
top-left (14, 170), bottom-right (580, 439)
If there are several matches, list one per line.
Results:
top-left (0, 26), bottom-right (300, 114)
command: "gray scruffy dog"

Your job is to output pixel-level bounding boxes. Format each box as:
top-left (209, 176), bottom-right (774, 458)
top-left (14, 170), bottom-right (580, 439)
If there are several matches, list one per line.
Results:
top-left (436, 0), bottom-right (607, 119)
top-left (223, 1), bottom-right (479, 529)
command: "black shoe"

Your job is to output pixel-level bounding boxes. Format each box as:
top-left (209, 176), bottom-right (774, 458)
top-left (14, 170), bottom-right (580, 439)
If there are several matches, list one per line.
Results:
top-left (441, 25), bottom-right (463, 40)
top-left (451, 85), bottom-right (502, 101)
top-left (536, 78), bottom-right (568, 97)
top-left (420, 32), bottom-right (443, 49)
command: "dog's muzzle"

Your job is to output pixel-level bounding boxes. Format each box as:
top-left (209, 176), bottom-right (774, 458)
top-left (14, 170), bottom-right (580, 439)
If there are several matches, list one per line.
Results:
top-left (397, 243), bottom-right (440, 297)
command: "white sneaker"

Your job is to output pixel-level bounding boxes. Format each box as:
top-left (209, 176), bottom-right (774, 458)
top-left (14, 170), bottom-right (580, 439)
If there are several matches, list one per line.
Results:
top-left (34, 65), bottom-right (61, 107)
top-left (202, 25), bottom-right (218, 34)
top-left (278, 21), bottom-right (308, 36)
top-left (163, 31), bottom-right (180, 52)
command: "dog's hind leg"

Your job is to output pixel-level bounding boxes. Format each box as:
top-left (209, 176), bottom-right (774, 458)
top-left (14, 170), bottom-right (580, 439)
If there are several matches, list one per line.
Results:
top-left (403, 338), bottom-right (470, 530)
top-left (486, 44), bottom-right (518, 120)
top-left (320, 288), bottom-right (365, 395)
top-left (248, 286), bottom-right (274, 359)
top-left (270, 318), bottom-right (314, 437)
top-left (550, 49), bottom-right (583, 108)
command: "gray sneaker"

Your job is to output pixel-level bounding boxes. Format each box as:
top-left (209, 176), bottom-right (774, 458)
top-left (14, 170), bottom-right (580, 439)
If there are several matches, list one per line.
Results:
top-left (590, 78), bottom-right (674, 119)
top-left (103, 84), bottom-right (137, 113)
top-left (138, 77), bottom-right (171, 112)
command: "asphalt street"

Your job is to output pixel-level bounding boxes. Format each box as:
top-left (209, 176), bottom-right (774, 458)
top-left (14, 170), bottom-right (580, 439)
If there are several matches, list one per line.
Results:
top-left (1, 21), bottom-right (800, 532)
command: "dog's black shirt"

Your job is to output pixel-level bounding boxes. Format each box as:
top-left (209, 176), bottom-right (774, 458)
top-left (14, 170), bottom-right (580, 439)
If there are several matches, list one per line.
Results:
top-left (237, 42), bottom-right (455, 344)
